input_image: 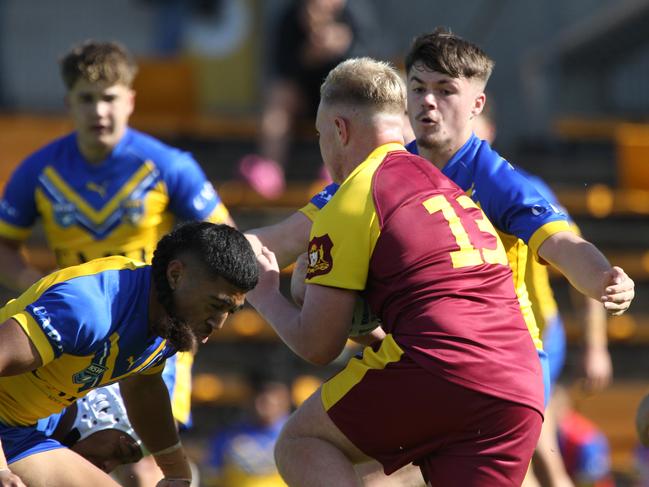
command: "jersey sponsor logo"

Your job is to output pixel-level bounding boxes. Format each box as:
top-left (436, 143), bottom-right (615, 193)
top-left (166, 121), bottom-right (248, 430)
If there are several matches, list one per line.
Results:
top-left (192, 182), bottom-right (217, 212)
top-left (531, 205), bottom-right (546, 216)
top-left (29, 305), bottom-right (64, 354)
top-left (0, 199), bottom-right (18, 218)
top-left (306, 234), bottom-right (334, 278)
top-left (85, 181), bottom-right (109, 199)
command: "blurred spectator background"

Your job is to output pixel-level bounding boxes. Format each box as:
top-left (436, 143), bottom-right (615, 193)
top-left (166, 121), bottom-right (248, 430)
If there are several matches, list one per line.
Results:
top-left (1, 1), bottom-right (649, 485)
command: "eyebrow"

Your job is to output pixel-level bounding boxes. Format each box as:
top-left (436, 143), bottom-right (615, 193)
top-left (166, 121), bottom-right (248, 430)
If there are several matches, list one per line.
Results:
top-left (211, 295), bottom-right (244, 312)
top-left (409, 75), bottom-right (454, 86)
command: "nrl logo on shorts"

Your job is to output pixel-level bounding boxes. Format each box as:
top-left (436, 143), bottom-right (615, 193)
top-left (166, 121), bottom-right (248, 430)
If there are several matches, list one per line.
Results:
top-left (73, 362), bottom-right (108, 386)
top-left (122, 198), bottom-right (144, 225)
top-left (306, 234), bottom-right (334, 278)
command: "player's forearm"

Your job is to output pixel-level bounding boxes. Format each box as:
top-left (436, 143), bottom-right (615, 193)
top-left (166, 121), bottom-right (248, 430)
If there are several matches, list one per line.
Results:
top-left (119, 374), bottom-right (191, 480)
top-left (538, 231), bottom-right (611, 300)
top-left (249, 289), bottom-right (346, 365)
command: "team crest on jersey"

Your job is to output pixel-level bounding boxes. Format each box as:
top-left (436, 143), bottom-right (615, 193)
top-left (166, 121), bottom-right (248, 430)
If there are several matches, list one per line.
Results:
top-left (53, 202), bottom-right (77, 228)
top-left (306, 234), bottom-right (334, 278)
top-left (122, 198), bottom-right (144, 225)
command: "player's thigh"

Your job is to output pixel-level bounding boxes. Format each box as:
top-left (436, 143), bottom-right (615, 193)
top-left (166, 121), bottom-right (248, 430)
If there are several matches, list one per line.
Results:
top-left (279, 386), bottom-right (371, 465)
top-left (11, 447), bottom-right (120, 487)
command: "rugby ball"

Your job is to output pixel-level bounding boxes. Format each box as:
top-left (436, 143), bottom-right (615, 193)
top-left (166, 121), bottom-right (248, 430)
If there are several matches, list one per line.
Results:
top-left (290, 253), bottom-right (381, 337)
top-left (349, 297), bottom-right (382, 337)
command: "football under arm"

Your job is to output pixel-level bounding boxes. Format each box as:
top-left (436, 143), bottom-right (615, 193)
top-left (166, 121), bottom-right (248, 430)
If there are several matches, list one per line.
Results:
top-left (0, 318), bottom-right (43, 376)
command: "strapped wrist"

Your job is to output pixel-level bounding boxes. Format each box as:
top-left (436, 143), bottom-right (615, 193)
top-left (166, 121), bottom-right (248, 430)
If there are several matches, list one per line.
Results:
top-left (151, 440), bottom-right (182, 457)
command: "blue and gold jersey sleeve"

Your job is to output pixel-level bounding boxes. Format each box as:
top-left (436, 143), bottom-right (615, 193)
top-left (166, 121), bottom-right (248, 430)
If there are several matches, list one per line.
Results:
top-left (164, 153), bottom-right (228, 223)
top-left (0, 153), bottom-right (43, 241)
top-left (471, 146), bottom-right (572, 259)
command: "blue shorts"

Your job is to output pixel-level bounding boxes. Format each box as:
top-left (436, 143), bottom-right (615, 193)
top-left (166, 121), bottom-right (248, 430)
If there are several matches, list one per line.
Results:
top-left (538, 348), bottom-right (551, 408)
top-left (542, 314), bottom-right (567, 387)
top-left (0, 421), bottom-right (64, 464)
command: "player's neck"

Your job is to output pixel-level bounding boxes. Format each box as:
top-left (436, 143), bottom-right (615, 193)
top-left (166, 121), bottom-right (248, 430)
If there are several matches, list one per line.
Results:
top-left (78, 142), bottom-right (113, 165)
top-left (418, 133), bottom-right (472, 170)
top-left (418, 145), bottom-right (451, 170)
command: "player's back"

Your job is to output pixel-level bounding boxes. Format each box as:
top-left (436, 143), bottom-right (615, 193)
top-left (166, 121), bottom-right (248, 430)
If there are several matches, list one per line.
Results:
top-left (368, 151), bottom-right (543, 412)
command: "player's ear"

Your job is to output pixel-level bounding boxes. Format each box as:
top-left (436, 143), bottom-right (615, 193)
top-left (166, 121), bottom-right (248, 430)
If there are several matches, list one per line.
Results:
top-left (166, 259), bottom-right (184, 291)
top-left (470, 92), bottom-right (486, 119)
top-left (334, 116), bottom-right (349, 145)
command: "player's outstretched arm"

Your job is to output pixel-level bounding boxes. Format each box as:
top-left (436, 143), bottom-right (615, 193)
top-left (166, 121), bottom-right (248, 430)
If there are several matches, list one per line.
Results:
top-left (538, 230), bottom-right (635, 316)
top-left (119, 373), bottom-right (192, 486)
top-left (245, 212), bottom-right (312, 270)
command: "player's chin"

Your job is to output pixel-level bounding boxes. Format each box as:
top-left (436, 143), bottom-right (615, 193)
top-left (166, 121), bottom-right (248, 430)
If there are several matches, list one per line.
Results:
top-left (161, 319), bottom-right (199, 353)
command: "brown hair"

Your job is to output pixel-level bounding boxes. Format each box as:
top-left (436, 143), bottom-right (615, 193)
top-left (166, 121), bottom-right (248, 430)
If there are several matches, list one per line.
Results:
top-left (320, 57), bottom-right (405, 114)
top-left (59, 40), bottom-right (138, 90)
top-left (405, 27), bottom-right (494, 84)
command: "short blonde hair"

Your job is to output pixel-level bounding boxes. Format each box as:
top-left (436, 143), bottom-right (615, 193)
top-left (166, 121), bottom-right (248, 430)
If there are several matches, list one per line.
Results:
top-left (320, 57), bottom-right (405, 114)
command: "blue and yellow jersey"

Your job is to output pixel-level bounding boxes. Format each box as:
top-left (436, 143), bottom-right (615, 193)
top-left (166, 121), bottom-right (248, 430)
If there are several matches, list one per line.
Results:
top-left (516, 167), bottom-right (579, 335)
top-left (301, 134), bottom-right (572, 350)
top-left (0, 128), bottom-right (230, 268)
top-left (0, 256), bottom-right (175, 426)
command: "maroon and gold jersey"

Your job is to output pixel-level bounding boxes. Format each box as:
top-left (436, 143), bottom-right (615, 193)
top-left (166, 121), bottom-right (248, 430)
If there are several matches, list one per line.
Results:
top-left (307, 143), bottom-right (543, 413)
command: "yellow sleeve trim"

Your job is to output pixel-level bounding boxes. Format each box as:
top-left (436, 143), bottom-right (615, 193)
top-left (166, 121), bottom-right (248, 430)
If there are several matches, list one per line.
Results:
top-left (299, 203), bottom-right (318, 222)
top-left (528, 220), bottom-right (573, 261)
top-left (12, 311), bottom-right (55, 365)
top-left (0, 220), bottom-right (31, 241)
top-left (205, 203), bottom-right (231, 224)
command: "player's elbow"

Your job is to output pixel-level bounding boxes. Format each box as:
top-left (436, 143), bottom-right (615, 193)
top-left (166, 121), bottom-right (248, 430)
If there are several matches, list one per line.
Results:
top-left (301, 343), bottom-right (344, 366)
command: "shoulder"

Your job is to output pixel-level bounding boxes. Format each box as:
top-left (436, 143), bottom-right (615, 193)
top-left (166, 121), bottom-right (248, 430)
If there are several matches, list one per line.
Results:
top-left (125, 129), bottom-right (195, 170)
top-left (19, 133), bottom-right (76, 173)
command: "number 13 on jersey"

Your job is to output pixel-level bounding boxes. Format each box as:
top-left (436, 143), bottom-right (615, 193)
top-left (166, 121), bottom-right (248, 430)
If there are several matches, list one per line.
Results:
top-left (423, 194), bottom-right (508, 269)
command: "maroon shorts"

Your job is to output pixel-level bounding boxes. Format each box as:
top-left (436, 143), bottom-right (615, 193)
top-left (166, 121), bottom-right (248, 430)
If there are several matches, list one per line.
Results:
top-left (322, 335), bottom-right (542, 487)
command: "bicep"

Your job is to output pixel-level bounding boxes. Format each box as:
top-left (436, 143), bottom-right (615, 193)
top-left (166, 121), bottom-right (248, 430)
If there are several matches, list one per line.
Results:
top-left (301, 284), bottom-right (357, 362)
top-left (0, 318), bottom-right (43, 376)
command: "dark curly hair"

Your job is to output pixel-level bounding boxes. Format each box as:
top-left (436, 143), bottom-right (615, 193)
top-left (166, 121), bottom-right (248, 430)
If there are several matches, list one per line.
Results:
top-left (405, 27), bottom-right (494, 84)
top-left (151, 221), bottom-right (258, 351)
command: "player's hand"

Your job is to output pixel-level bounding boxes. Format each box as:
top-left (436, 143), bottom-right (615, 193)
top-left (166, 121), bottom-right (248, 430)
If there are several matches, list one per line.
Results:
top-left (601, 266), bottom-right (634, 316)
top-left (581, 345), bottom-right (612, 392)
top-left (0, 468), bottom-right (27, 487)
top-left (246, 246), bottom-right (281, 307)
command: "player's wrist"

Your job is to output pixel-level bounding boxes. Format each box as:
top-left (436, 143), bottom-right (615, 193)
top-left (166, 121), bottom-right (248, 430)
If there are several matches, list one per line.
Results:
top-left (153, 443), bottom-right (192, 480)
